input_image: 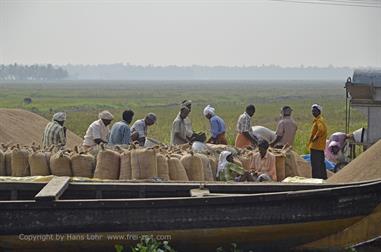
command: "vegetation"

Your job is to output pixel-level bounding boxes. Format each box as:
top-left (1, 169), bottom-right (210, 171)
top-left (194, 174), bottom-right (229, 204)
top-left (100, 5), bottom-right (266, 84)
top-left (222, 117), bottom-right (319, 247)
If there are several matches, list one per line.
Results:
top-left (0, 64), bottom-right (68, 80)
top-left (0, 80), bottom-right (366, 154)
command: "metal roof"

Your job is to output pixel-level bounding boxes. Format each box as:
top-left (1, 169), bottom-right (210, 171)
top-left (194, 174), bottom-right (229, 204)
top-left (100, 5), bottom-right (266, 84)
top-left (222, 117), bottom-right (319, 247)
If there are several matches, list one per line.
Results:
top-left (352, 69), bottom-right (381, 86)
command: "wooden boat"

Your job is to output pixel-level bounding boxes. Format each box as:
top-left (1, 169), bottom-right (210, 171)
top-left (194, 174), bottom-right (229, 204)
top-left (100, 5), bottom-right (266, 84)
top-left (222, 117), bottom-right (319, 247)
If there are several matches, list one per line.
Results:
top-left (1, 178), bottom-right (381, 251)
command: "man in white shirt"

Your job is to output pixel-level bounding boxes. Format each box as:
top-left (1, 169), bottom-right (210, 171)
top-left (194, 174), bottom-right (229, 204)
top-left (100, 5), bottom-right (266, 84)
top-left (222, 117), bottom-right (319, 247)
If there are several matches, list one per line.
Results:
top-left (131, 113), bottom-right (157, 146)
top-left (83, 110), bottom-right (113, 148)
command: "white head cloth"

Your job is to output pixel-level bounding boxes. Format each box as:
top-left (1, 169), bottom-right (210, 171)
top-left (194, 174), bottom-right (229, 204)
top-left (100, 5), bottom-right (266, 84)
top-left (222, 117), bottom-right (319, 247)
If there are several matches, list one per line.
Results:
top-left (52, 112), bottom-right (66, 122)
top-left (216, 151), bottom-right (232, 178)
top-left (311, 104), bottom-right (322, 112)
top-left (203, 105), bottom-right (216, 117)
top-left (98, 110), bottom-right (114, 120)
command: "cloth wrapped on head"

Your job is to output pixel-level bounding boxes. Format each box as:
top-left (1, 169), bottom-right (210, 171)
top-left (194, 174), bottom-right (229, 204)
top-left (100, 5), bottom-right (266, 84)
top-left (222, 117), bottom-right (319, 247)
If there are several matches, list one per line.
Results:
top-left (217, 151), bottom-right (232, 178)
top-left (203, 105), bottom-right (215, 116)
top-left (98, 110), bottom-right (114, 120)
top-left (53, 112), bottom-right (66, 122)
top-left (311, 104), bottom-right (322, 112)
top-left (146, 113), bottom-right (157, 123)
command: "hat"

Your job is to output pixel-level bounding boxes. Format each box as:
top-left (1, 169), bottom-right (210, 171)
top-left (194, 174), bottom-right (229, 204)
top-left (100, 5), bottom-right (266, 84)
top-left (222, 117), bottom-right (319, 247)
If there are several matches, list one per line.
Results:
top-left (282, 106), bottom-right (293, 112)
top-left (311, 104), bottom-right (322, 112)
top-left (98, 110), bottom-right (114, 120)
top-left (52, 112), bottom-right (66, 122)
top-left (181, 100), bottom-right (192, 108)
top-left (203, 105), bottom-right (215, 116)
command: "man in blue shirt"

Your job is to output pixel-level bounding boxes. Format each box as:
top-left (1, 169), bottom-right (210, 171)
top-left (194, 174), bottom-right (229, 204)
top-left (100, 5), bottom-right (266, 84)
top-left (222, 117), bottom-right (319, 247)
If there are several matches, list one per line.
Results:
top-left (203, 105), bottom-right (227, 145)
top-left (109, 110), bottom-right (134, 145)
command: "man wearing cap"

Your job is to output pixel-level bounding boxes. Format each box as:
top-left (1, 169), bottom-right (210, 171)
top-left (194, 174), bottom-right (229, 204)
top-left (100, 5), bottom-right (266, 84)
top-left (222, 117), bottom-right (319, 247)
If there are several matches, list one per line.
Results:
top-left (42, 112), bottom-right (67, 148)
top-left (235, 104), bottom-right (258, 148)
top-left (171, 106), bottom-right (192, 145)
top-left (203, 105), bottom-right (227, 145)
top-left (271, 106), bottom-right (298, 148)
top-left (307, 104), bottom-right (328, 179)
top-left (83, 110), bottom-right (113, 148)
top-left (130, 113), bottom-right (157, 146)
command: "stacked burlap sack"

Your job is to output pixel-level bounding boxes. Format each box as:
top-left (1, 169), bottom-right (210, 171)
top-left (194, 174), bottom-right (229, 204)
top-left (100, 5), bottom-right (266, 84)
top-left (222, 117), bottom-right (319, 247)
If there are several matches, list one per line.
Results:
top-left (0, 142), bottom-right (329, 182)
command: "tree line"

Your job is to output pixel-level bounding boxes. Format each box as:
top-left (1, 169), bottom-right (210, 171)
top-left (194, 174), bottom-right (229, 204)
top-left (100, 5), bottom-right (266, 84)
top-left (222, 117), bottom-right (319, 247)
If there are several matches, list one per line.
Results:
top-left (0, 64), bottom-right (68, 80)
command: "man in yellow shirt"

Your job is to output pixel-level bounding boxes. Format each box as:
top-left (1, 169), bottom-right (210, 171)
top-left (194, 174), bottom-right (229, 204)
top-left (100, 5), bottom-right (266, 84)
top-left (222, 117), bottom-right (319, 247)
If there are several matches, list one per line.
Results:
top-left (308, 104), bottom-right (328, 179)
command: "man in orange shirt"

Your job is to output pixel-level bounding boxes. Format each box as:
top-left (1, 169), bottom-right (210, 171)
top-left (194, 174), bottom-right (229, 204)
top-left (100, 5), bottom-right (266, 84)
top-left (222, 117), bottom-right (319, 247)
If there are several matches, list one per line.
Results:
top-left (250, 139), bottom-right (277, 181)
top-left (307, 104), bottom-right (328, 179)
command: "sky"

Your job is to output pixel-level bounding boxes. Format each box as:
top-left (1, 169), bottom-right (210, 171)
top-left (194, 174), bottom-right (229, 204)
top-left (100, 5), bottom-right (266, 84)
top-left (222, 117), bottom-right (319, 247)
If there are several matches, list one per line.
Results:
top-left (0, 0), bottom-right (380, 67)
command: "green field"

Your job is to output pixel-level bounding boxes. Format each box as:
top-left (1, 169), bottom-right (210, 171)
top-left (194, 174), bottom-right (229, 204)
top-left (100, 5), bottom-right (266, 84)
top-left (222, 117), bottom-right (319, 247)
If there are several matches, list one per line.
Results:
top-left (0, 80), bottom-right (366, 154)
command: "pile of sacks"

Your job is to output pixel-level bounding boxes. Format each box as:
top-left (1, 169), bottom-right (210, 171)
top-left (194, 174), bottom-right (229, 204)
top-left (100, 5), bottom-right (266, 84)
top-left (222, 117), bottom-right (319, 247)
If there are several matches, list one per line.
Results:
top-left (0, 142), bottom-right (315, 182)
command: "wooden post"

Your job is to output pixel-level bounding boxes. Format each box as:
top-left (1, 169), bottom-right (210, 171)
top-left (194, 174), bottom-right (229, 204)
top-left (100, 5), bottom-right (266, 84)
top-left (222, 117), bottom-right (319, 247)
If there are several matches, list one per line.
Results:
top-left (34, 176), bottom-right (70, 201)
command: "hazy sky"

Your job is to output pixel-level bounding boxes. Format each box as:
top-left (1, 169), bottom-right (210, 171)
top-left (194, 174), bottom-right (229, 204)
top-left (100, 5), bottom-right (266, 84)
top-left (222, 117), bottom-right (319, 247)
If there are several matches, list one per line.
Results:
top-left (0, 0), bottom-right (380, 67)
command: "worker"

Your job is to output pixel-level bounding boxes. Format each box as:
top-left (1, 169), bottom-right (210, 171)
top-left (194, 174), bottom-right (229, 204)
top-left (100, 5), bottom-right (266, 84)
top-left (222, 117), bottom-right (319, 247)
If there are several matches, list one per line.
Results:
top-left (109, 110), bottom-right (134, 145)
top-left (216, 151), bottom-right (246, 181)
top-left (181, 100), bottom-right (194, 141)
top-left (42, 112), bottom-right (67, 148)
top-left (235, 104), bottom-right (258, 148)
top-left (307, 104), bottom-right (328, 179)
top-left (203, 105), bottom-right (227, 145)
top-left (325, 132), bottom-right (352, 166)
top-left (130, 113), bottom-right (157, 146)
top-left (83, 110), bottom-right (113, 148)
top-left (249, 139), bottom-right (277, 182)
top-left (271, 106), bottom-right (298, 148)
top-left (171, 106), bottom-right (191, 145)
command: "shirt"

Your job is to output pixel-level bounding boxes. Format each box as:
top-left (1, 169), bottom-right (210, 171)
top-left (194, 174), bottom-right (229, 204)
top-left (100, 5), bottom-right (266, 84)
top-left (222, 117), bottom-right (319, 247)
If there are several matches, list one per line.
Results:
top-left (171, 114), bottom-right (188, 145)
top-left (236, 112), bottom-right (253, 135)
top-left (217, 162), bottom-right (245, 182)
top-left (83, 119), bottom-right (110, 147)
top-left (250, 151), bottom-right (277, 181)
top-left (210, 115), bottom-right (226, 138)
top-left (109, 121), bottom-right (131, 145)
top-left (131, 119), bottom-right (147, 138)
top-left (42, 121), bottom-right (66, 148)
top-left (184, 116), bottom-right (193, 138)
top-left (275, 116), bottom-right (298, 146)
top-left (308, 115), bottom-right (328, 151)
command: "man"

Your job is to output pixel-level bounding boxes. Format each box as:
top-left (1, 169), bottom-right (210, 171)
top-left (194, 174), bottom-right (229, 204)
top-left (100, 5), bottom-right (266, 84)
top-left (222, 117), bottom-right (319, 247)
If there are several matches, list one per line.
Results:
top-left (109, 110), bottom-right (134, 145)
top-left (325, 132), bottom-right (352, 165)
top-left (181, 100), bottom-right (194, 140)
top-left (307, 104), bottom-right (328, 179)
top-left (130, 113), bottom-right (157, 146)
top-left (203, 105), bottom-right (227, 145)
top-left (83, 110), bottom-right (113, 148)
top-left (249, 139), bottom-right (277, 181)
top-left (271, 106), bottom-right (298, 148)
top-left (171, 106), bottom-right (191, 145)
top-left (235, 104), bottom-right (258, 148)
top-left (42, 112), bottom-right (67, 148)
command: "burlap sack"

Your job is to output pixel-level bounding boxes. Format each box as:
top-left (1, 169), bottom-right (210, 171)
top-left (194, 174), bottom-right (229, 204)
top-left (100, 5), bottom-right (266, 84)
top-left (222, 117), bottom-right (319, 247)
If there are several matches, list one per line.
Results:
top-left (119, 150), bottom-right (132, 180)
top-left (11, 145), bottom-right (30, 177)
top-left (71, 146), bottom-right (95, 178)
top-left (94, 145), bottom-right (120, 180)
top-left (195, 153), bottom-right (214, 181)
top-left (50, 150), bottom-right (72, 177)
top-left (156, 153), bottom-right (170, 181)
top-left (181, 152), bottom-right (204, 181)
top-left (29, 148), bottom-right (50, 176)
top-left (168, 156), bottom-right (189, 181)
top-left (131, 148), bottom-right (157, 180)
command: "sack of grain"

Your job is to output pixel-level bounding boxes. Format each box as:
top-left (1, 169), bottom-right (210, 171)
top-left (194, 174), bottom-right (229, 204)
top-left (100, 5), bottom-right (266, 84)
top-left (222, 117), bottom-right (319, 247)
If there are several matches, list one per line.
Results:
top-left (29, 147), bottom-right (50, 176)
top-left (94, 144), bottom-right (120, 180)
top-left (156, 153), bottom-right (170, 181)
top-left (167, 156), bottom-right (189, 181)
top-left (119, 150), bottom-right (132, 180)
top-left (208, 155), bottom-right (218, 179)
top-left (131, 148), bottom-right (157, 180)
top-left (180, 152), bottom-right (204, 181)
top-left (170, 153), bottom-right (183, 159)
top-left (195, 153), bottom-right (214, 181)
top-left (238, 155), bottom-right (252, 171)
top-left (50, 150), bottom-right (72, 176)
top-left (71, 146), bottom-right (95, 178)
top-left (0, 148), bottom-right (5, 176)
top-left (3, 146), bottom-right (13, 176)
top-left (284, 151), bottom-right (299, 178)
top-left (11, 145), bottom-right (30, 177)
top-left (274, 154), bottom-right (286, 181)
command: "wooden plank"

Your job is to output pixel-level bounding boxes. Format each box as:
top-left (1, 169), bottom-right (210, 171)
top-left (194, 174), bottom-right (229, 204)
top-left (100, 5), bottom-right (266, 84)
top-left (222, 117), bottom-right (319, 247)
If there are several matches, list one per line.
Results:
top-left (34, 176), bottom-right (70, 201)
